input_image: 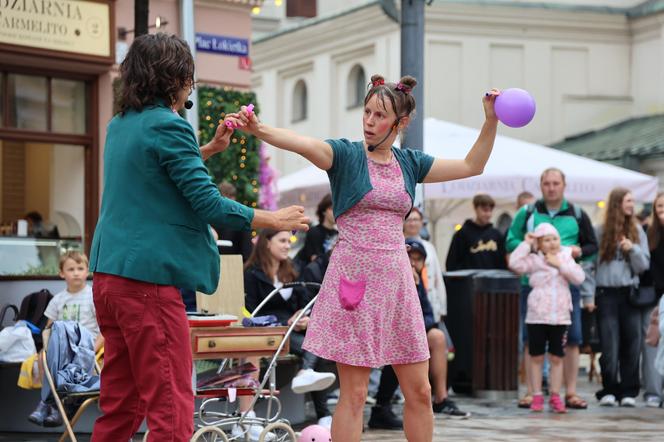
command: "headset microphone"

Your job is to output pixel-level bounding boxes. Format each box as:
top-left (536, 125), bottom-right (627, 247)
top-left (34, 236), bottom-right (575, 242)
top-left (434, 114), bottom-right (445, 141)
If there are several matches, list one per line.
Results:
top-left (184, 100), bottom-right (193, 110)
top-left (367, 118), bottom-right (401, 153)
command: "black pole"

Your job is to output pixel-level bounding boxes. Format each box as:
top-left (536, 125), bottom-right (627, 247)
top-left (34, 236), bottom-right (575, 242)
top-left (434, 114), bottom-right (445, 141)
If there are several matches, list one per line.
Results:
top-left (135, 0), bottom-right (149, 37)
top-left (401, 0), bottom-right (424, 153)
top-left (401, 0), bottom-right (426, 212)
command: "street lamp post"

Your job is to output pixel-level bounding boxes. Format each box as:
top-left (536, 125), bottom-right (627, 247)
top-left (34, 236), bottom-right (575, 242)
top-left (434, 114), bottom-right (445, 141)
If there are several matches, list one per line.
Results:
top-left (135, 0), bottom-right (149, 37)
top-left (401, 0), bottom-right (426, 209)
top-left (179, 0), bottom-right (199, 134)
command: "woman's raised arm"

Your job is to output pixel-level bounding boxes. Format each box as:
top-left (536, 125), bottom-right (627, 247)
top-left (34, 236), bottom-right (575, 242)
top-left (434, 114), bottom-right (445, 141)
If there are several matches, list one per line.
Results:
top-left (228, 107), bottom-right (333, 171)
top-left (423, 90), bottom-right (499, 184)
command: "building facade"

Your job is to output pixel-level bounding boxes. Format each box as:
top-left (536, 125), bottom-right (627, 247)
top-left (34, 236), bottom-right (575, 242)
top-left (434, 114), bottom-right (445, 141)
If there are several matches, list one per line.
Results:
top-left (251, 0), bottom-right (664, 265)
top-left (0, 0), bottom-right (258, 277)
top-left (251, 0), bottom-right (664, 177)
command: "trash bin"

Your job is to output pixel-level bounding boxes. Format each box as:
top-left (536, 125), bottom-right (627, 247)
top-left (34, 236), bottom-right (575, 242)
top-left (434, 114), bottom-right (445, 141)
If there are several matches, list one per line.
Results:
top-left (444, 269), bottom-right (521, 399)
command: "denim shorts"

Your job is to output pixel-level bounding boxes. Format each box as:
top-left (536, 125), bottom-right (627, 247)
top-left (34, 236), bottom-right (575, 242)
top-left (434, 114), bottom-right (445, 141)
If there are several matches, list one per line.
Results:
top-left (520, 284), bottom-right (582, 346)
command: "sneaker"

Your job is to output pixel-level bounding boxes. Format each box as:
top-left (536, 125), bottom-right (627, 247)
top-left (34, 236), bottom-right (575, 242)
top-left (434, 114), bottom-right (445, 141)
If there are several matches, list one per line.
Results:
top-left (367, 405), bottom-right (403, 430)
top-left (432, 398), bottom-right (471, 419)
top-left (599, 394), bottom-right (617, 407)
top-left (317, 415), bottom-right (332, 430)
top-left (231, 411), bottom-right (275, 442)
top-left (620, 397), bottom-right (636, 407)
top-left (530, 394), bottom-right (544, 412)
top-left (549, 393), bottom-right (566, 414)
top-left (27, 401), bottom-right (49, 426)
top-left (291, 369), bottom-right (336, 394)
top-left (645, 395), bottom-right (662, 408)
top-left (43, 405), bottom-right (63, 427)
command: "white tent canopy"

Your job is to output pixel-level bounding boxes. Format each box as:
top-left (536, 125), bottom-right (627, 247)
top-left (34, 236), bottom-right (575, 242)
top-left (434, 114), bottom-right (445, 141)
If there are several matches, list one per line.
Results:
top-left (278, 118), bottom-right (658, 206)
top-left (423, 118), bottom-right (657, 203)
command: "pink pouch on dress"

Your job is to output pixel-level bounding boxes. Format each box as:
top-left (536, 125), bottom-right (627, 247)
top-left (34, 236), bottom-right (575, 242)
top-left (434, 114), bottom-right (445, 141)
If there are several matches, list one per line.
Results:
top-left (338, 277), bottom-right (367, 310)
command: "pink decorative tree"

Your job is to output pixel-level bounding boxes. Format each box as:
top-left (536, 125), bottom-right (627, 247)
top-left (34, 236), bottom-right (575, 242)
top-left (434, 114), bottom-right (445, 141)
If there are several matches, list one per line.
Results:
top-left (258, 143), bottom-right (279, 210)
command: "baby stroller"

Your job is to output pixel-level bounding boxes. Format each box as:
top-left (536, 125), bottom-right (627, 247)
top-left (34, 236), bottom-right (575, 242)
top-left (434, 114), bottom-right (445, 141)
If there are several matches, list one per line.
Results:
top-left (143, 281), bottom-right (321, 442)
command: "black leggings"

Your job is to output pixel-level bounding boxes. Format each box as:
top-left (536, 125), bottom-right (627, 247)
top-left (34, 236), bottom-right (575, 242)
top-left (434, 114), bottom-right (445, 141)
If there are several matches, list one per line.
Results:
top-left (375, 365), bottom-right (399, 406)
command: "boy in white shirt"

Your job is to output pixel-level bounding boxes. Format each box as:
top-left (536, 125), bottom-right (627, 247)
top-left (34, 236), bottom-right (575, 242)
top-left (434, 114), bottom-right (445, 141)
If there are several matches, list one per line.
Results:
top-left (28, 251), bottom-right (103, 427)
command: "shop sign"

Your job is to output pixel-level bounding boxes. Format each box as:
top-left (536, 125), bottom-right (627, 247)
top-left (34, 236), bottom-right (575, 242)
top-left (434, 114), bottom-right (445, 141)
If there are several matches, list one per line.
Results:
top-left (0, 0), bottom-right (111, 57)
top-left (196, 33), bottom-right (249, 57)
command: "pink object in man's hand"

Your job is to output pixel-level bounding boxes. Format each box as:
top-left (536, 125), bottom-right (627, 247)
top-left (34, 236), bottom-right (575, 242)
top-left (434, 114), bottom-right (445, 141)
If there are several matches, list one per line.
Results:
top-left (225, 120), bottom-right (235, 129)
top-left (246, 103), bottom-right (254, 115)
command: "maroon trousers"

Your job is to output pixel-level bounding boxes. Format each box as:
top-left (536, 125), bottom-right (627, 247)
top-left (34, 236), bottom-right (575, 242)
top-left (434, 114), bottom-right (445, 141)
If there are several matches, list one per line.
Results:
top-left (91, 273), bottom-right (193, 442)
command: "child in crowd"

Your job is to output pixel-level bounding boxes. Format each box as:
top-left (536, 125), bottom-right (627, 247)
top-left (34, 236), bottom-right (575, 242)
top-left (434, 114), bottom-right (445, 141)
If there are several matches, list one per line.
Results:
top-left (28, 251), bottom-right (102, 426)
top-left (509, 223), bottom-right (584, 413)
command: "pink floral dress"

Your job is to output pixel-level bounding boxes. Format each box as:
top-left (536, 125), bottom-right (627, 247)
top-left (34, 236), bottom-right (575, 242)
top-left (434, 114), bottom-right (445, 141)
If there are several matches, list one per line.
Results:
top-left (302, 155), bottom-right (430, 367)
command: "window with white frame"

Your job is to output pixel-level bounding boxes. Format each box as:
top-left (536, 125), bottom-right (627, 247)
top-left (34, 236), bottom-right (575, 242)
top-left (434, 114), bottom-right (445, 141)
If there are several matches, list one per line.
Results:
top-left (292, 79), bottom-right (308, 122)
top-left (347, 64), bottom-right (366, 109)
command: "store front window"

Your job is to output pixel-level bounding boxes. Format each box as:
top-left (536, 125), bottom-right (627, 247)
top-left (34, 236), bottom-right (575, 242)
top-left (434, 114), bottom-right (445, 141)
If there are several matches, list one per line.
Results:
top-left (4, 74), bottom-right (88, 134)
top-left (52, 79), bottom-right (87, 135)
top-left (7, 74), bottom-right (48, 131)
top-left (0, 71), bottom-right (91, 276)
top-left (0, 141), bottom-right (85, 275)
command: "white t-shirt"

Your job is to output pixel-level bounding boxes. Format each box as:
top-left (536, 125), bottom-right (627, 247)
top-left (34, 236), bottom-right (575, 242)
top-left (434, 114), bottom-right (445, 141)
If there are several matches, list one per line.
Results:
top-left (273, 277), bottom-right (293, 301)
top-left (44, 285), bottom-right (99, 338)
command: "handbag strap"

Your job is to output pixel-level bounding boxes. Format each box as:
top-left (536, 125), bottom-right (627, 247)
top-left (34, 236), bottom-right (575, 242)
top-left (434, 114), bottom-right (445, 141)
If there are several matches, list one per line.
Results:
top-left (627, 255), bottom-right (640, 288)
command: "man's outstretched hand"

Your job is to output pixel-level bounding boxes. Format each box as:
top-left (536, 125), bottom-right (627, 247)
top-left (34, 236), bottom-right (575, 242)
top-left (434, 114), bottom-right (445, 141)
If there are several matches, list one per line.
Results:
top-left (252, 206), bottom-right (310, 232)
top-left (272, 206), bottom-right (310, 232)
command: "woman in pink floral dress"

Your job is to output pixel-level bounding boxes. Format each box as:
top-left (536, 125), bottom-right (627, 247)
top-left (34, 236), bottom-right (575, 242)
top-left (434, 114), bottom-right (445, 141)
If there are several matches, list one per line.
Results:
top-left (230, 75), bottom-right (499, 442)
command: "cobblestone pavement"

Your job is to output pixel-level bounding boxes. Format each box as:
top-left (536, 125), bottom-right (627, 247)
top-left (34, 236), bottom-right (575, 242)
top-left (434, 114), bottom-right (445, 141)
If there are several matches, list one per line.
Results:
top-left (360, 375), bottom-right (664, 441)
top-left (361, 397), bottom-right (663, 441)
top-left (4, 374), bottom-right (663, 441)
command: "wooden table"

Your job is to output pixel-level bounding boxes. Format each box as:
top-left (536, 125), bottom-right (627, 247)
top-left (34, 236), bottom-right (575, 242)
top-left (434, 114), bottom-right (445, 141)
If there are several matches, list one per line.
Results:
top-left (190, 325), bottom-right (290, 360)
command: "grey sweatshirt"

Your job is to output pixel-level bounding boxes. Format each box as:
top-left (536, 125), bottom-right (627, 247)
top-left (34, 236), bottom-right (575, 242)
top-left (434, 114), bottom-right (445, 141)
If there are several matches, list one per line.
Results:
top-left (595, 225), bottom-right (650, 294)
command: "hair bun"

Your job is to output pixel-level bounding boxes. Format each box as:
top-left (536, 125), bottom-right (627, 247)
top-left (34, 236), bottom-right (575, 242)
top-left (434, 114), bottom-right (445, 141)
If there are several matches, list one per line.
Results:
top-left (398, 75), bottom-right (417, 90)
top-left (370, 74), bottom-right (385, 85)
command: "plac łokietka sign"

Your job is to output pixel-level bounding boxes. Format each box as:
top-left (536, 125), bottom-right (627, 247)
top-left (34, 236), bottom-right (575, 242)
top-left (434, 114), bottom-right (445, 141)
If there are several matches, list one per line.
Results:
top-left (0, 0), bottom-right (111, 57)
top-left (195, 33), bottom-right (248, 57)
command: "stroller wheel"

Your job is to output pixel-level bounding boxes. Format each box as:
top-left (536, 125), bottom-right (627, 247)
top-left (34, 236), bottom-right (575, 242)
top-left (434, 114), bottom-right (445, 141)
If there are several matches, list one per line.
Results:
top-left (191, 425), bottom-right (229, 442)
top-left (260, 422), bottom-right (296, 442)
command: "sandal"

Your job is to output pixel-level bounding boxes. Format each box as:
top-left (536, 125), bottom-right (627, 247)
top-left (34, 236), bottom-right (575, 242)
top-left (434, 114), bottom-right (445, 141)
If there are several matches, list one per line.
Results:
top-left (565, 394), bottom-right (588, 409)
top-left (518, 394), bottom-right (532, 409)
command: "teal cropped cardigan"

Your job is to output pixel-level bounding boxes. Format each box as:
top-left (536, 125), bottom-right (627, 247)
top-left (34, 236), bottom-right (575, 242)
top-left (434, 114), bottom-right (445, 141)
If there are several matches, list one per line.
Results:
top-left (325, 138), bottom-right (435, 219)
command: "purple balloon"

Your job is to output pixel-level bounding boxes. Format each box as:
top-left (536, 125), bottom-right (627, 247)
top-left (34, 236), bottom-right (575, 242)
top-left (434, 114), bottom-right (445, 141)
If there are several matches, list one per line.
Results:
top-left (298, 424), bottom-right (331, 442)
top-left (494, 88), bottom-right (536, 128)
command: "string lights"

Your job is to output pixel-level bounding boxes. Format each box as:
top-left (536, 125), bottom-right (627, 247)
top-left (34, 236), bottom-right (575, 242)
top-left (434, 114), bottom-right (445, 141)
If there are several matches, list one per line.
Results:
top-left (199, 86), bottom-right (261, 208)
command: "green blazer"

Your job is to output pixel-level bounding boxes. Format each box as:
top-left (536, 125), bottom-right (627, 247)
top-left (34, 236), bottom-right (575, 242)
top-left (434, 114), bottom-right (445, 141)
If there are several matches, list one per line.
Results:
top-left (89, 102), bottom-right (254, 294)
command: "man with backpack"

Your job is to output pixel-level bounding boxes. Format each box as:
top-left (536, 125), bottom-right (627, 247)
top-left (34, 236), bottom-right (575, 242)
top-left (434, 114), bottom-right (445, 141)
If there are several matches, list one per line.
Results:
top-left (506, 167), bottom-right (598, 410)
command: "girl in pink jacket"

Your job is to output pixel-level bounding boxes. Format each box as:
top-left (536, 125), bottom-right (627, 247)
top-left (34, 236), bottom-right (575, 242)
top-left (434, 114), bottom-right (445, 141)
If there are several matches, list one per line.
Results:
top-left (509, 222), bottom-right (585, 413)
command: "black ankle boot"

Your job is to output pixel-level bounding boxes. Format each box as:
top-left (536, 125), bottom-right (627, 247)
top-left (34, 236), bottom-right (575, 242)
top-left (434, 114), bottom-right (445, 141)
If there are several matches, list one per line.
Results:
top-left (368, 405), bottom-right (403, 430)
